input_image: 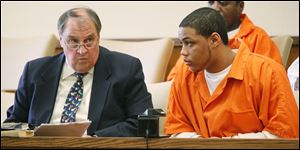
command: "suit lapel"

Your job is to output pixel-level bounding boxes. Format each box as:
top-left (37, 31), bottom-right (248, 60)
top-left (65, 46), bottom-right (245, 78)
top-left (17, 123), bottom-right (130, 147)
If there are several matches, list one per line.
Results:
top-left (32, 54), bottom-right (65, 124)
top-left (87, 47), bottom-right (111, 134)
top-left (30, 48), bottom-right (112, 131)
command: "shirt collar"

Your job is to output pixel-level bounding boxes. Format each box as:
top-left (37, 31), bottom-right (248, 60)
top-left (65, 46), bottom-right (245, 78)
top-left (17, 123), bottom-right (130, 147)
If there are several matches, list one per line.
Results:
top-left (228, 25), bottom-right (241, 39)
top-left (226, 41), bottom-right (251, 80)
top-left (61, 60), bottom-right (94, 80)
top-left (234, 14), bottom-right (256, 38)
top-left (192, 42), bottom-right (251, 82)
top-left (184, 42), bottom-right (251, 85)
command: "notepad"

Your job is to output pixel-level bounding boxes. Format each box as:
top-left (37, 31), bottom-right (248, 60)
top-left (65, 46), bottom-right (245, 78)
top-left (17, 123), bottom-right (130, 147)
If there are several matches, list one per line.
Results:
top-left (34, 120), bottom-right (91, 137)
top-left (1, 130), bottom-right (34, 137)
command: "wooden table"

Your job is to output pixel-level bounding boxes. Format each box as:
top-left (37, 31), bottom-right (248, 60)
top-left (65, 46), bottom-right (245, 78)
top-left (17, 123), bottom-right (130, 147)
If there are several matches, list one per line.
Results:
top-left (1, 137), bottom-right (299, 149)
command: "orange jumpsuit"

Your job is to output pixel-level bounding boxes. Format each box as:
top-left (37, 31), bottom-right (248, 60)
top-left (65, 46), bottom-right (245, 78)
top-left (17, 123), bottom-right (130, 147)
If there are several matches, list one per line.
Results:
top-left (164, 43), bottom-right (299, 138)
top-left (167, 14), bottom-right (282, 81)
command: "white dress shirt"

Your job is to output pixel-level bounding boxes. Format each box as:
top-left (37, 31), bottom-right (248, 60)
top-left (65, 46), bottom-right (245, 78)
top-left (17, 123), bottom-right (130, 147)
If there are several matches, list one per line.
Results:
top-left (49, 61), bottom-right (93, 123)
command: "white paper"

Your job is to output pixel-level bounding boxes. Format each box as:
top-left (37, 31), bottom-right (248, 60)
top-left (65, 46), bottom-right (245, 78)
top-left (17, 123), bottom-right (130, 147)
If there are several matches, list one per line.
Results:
top-left (34, 120), bottom-right (91, 137)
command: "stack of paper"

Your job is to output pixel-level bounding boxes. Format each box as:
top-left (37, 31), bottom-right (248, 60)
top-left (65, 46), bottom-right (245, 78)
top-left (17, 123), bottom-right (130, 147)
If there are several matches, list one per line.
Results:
top-left (34, 120), bottom-right (91, 137)
top-left (1, 120), bottom-right (91, 137)
top-left (1, 130), bottom-right (34, 137)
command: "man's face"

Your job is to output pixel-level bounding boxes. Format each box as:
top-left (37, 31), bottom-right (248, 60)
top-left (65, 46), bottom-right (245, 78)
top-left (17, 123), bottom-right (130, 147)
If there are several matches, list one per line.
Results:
top-left (178, 27), bottom-right (212, 73)
top-left (209, 1), bottom-right (243, 31)
top-left (60, 14), bottom-right (99, 73)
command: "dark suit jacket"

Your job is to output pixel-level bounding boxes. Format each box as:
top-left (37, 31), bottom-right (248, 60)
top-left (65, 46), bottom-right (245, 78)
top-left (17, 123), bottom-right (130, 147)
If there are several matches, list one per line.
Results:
top-left (5, 46), bottom-right (153, 137)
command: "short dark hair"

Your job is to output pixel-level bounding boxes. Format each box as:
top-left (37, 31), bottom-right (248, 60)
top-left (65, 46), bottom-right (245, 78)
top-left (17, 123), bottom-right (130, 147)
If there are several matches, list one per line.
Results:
top-left (208, 1), bottom-right (243, 6)
top-left (57, 7), bottom-right (102, 36)
top-left (179, 7), bottom-right (228, 45)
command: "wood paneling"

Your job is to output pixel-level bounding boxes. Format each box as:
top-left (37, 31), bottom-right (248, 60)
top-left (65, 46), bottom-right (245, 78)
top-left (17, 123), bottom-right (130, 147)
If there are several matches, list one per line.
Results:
top-left (1, 137), bottom-right (299, 149)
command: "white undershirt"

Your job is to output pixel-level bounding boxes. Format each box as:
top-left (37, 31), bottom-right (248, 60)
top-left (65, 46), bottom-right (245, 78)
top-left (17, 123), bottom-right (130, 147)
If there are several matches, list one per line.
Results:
top-left (204, 64), bottom-right (232, 95)
top-left (49, 61), bottom-right (93, 123)
top-left (204, 48), bottom-right (238, 95)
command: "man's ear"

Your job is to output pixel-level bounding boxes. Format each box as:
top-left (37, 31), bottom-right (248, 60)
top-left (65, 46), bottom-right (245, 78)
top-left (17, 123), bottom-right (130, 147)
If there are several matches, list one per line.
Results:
top-left (59, 36), bottom-right (64, 48)
top-left (209, 32), bottom-right (221, 48)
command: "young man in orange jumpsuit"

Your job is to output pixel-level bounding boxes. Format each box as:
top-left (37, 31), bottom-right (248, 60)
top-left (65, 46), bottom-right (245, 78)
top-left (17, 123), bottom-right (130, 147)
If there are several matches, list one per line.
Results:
top-left (167, 1), bottom-right (282, 81)
top-left (164, 7), bottom-right (299, 138)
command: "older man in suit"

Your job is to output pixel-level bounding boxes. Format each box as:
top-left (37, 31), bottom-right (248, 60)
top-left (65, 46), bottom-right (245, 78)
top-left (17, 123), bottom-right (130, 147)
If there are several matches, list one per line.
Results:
top-left (4, 7), bottom-right (153, 137)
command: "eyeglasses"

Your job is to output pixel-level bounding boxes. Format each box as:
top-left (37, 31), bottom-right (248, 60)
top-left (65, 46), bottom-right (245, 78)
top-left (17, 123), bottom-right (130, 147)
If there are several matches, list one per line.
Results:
top-left (63, 36), bottom-right (97, 51)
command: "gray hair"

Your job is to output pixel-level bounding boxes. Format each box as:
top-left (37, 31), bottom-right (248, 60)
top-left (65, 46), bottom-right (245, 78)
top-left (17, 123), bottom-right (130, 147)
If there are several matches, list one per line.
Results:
top-left (57, 7), bottom-right (102, 36)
